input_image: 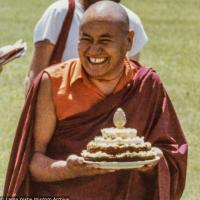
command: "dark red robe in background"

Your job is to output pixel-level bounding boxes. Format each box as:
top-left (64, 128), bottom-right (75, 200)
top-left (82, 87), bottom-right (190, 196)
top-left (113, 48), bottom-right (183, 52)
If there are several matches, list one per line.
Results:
top-left (3, 62), bottom-right (188, 200)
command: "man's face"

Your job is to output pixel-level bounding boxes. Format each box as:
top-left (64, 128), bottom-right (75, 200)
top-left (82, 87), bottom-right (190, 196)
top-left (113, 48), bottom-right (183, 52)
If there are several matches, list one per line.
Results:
top-left (78, 20), bottom-right (132, 80)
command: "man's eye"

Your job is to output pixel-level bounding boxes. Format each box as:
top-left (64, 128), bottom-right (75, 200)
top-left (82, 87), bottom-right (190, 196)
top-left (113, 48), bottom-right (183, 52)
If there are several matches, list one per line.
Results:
top-left (100, 39), bottom-right (112, 43)
top-left (80, 37), bottom-right (91, 41)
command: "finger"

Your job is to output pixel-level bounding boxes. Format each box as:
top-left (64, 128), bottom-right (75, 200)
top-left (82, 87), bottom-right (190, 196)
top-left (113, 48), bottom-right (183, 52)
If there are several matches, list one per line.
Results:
top-left (85, 163), bottom-right (100, 168)
top-left (67, 155), bottom-right (83, 168)
top-left (152, 147), bottom-right (163, 158)
top-left (81, 159), bottom-right (100, 168)
top-left (76, 157), bottom-right (85, 165)
top-left (137, 164), bottom-right (155, 172)
top-left (67, 155), bottom-right (84, 163)
top-left (67, 154), bottom-right (78, 161)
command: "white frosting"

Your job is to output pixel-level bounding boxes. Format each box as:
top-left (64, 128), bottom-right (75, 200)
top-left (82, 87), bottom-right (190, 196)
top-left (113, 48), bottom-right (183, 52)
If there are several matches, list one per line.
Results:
top-left (82, 126), bottom-right (155, 161)
top-left (93, 136), bottom-right (144, 146)
top-left (101, 128), bottom-right (137, 139)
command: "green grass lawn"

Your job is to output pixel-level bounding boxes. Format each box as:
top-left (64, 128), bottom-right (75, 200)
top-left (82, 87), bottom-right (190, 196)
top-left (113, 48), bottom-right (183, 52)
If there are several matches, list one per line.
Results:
top-left (0, 0), bottom-right (199, 198)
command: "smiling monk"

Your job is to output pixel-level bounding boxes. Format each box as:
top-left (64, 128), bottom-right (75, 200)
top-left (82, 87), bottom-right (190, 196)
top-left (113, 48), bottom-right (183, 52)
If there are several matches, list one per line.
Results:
top-left (4, 1), bottom-right (187, 199)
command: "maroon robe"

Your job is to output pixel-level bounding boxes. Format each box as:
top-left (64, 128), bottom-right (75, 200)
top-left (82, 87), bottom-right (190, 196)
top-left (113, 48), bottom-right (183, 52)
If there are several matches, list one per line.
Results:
top-left (50, 0), bottom-right (75, 65)
top-left (3, 61), bottom-right (188, 200)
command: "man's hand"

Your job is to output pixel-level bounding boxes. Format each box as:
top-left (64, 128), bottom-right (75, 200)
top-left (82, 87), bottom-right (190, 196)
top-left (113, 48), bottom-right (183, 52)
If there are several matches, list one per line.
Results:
top-left (66, 155), bottom-right (115, 177)
top-left (30, 153), bottom-right (115, 182)
top-left (137, 147), bottom-right (163, 172)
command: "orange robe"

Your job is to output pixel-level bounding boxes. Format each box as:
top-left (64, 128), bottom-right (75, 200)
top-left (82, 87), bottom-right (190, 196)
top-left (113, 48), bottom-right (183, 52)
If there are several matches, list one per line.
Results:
top-left (45, 58), bottom-right (136, 120)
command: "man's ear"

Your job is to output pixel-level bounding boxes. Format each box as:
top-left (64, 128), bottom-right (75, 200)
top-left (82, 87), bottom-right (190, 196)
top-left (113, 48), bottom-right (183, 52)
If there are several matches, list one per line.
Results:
top-left (126, 30), bottom-right (134, 51)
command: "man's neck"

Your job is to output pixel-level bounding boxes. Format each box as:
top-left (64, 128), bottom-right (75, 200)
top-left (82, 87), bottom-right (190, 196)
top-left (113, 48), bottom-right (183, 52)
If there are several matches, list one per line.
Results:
top-left (89, 68), bottom-right (124, 96)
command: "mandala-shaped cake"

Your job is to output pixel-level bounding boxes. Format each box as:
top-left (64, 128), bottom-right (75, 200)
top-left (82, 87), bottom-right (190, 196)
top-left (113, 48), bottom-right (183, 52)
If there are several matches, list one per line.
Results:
top-left (81, 108), bottom-right (157, 162)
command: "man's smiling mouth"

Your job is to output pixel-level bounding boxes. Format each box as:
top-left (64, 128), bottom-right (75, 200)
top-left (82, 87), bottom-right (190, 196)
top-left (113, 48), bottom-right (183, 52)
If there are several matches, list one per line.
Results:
top-left (88, 57), bottom-right (108, 64)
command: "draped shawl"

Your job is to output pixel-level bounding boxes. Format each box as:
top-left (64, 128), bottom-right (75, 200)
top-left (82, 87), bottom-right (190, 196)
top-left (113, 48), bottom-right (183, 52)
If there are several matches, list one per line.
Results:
top-left (4, 62), bottom-right (188, 200)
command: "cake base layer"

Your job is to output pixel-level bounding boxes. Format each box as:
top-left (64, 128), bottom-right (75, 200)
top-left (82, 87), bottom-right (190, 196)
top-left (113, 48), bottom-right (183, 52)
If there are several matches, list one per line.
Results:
top-left (81, 150), bottom-right (156, 162)
top-left (87, 144), bottom-right (151, 154)
top-left (83, 156), bottom-right (155, 162)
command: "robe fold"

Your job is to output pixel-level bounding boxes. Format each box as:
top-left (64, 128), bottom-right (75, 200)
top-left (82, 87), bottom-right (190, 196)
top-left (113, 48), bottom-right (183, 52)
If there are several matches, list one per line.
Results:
top-left (3, 62), bottom-right (188, 200)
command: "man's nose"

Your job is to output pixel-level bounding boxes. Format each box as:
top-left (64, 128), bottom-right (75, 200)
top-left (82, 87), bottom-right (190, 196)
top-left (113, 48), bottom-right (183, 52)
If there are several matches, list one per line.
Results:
top-left (87, 44), bottom-right (103, 56)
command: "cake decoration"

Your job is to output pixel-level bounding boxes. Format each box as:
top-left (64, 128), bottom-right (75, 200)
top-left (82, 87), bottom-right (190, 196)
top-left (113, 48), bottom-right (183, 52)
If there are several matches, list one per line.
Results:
top-left (113, 108), bottom-right (126, 128)
top-left (81, 108), bottom-right (157, 162)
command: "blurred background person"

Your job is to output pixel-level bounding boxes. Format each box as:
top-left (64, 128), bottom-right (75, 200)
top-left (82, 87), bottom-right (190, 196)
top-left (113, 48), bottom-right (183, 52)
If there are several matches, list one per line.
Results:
top-left (25, 0), bottom-right (148, 91)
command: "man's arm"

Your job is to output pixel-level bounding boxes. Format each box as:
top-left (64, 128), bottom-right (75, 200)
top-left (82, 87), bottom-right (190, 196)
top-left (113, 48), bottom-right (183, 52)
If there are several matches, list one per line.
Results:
top-left (29, 73), bottom-right (114, 182)
top-left (25, 40), bottom-right (54, 93)
top-left (25, 0), bottom-right (67, 93)
top-left (123, 6), bottom-right (148, 62)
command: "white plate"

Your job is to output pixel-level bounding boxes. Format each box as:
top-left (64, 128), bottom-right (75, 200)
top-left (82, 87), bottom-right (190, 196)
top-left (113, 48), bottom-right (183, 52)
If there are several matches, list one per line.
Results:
top-left (84, 156), bottom-right (160, 169)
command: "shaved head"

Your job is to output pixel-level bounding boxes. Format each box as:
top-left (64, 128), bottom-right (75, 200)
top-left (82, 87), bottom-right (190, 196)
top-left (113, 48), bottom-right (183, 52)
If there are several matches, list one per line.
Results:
top-left (80, 1), bottom-right (129, 34)
top-left (78, 0), bottom-right (134, 81)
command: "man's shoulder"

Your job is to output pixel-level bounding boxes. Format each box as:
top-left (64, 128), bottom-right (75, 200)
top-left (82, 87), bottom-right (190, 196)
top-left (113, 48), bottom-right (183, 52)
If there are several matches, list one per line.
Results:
top-left (45, 58), bottom-right (79, 79)
top-left (46, 0), bottom-right (69, 14)
top-left (43, 58), bottom-right (80, 95)
top-left (121, 4), bottom-right (148, 56)
top-left (130, 61), bottom-right (162, 86)
top-left (120, 4), bottom-right (141, 24)
top-left (46, 0), bottom-right (81, 14)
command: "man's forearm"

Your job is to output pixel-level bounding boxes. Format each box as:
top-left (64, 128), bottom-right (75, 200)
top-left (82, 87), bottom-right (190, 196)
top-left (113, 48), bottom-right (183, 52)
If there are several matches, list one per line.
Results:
top-left (29, 153), bottom-right (76, 182)
top-left (30, 153), bottom-right (113, 182)
top-left (25, 40), bottom-right (55, 93)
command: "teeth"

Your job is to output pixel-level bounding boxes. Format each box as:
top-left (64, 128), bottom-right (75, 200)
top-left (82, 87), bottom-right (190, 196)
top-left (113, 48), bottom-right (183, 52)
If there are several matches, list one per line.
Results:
top-left (89, 57), bottom-right (106, 64)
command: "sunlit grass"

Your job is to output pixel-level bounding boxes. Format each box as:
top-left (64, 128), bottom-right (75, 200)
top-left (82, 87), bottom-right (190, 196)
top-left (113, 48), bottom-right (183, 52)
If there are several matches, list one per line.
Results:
top-left (0, 0), bottom-right (199, 198)
top-left (123, 1), bottom-right (200, 199)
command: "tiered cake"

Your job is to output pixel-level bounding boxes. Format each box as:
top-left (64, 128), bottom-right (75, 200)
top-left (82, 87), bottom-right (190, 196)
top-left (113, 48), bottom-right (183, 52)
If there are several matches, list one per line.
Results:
top-left (81, 108), bottom-right (157, 162)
